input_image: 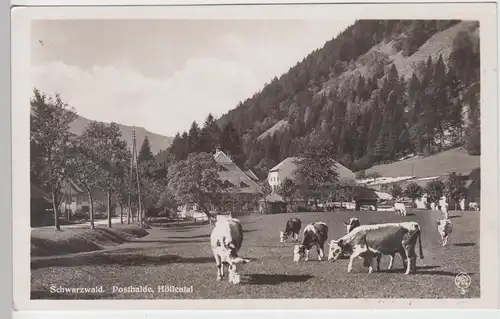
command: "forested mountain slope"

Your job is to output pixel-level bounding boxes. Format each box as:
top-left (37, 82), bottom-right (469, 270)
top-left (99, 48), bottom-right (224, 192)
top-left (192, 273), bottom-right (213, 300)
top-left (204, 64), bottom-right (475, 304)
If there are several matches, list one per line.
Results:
top-left (163, 20), bottom-right (480, 175)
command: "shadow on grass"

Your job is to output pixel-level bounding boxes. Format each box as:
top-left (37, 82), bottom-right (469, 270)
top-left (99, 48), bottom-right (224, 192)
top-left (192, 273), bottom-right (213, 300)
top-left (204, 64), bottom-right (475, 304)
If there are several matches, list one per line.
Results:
top-left (453, 242), bottom-right (476, 247)
top-left (245, 274), bottom-right (313, 285)
top-left (379, 265), bottom-right (440, 274)
top-left (31, 290), bottom-right (114, 300)
top-left (405, 213), bottom-right (416, 216)
top-left (420, 271), bottom-right (475, 277)
top-left (167, 234), bottom-right (210, 240)
top-left (449, 215), bottom-right (462, 219)
top-left (244, 229), bottom-right (258, 233)
top-left (32, 253), bottom-right (214, 269)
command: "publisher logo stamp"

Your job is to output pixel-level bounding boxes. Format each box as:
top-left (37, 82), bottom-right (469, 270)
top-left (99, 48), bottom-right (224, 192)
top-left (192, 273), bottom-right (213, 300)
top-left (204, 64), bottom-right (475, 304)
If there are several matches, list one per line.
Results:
top-left (454, 272), bottom-right (471, 295)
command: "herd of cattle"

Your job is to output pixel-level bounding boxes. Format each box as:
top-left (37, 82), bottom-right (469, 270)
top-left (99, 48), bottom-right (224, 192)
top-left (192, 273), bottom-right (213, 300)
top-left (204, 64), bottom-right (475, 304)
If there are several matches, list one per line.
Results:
top-left (209, 201), bottom-right (455, 285)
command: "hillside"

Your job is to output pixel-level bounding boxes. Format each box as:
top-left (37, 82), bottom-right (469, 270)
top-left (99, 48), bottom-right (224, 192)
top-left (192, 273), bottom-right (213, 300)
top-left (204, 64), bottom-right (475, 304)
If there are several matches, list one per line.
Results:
top-left (69, 115), bottom-right (173, 155)
top-left (365, 147), bottom-right (479, 178)
top-left (165, 20), bottom-right (480, 177)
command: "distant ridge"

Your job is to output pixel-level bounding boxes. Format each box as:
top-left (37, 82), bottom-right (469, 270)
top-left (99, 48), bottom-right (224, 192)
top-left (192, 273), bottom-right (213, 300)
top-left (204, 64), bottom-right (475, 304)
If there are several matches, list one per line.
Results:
top-left (68, 114), bottom-right (173, 155)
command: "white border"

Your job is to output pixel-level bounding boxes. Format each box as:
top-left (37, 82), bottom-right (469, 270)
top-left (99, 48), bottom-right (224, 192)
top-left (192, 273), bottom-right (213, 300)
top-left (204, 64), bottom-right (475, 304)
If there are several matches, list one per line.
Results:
top-left (11, 2), bottom-right (499, 312)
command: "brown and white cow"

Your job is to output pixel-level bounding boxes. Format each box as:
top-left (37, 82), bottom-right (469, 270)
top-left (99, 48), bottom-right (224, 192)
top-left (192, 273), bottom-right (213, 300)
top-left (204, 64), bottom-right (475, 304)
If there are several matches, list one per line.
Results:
top-left (210, 216), bottom-right (251, 284)
top-left (436, 219), bottom-right (453, 246)
top-left (327, 222), bottom-right (424, 275)
top-left (343, 217), bottom-right (361, 234)
top-left (293, 222), bottom-right (329, 262)
top-left (280, 218), bottom-right (302, 243)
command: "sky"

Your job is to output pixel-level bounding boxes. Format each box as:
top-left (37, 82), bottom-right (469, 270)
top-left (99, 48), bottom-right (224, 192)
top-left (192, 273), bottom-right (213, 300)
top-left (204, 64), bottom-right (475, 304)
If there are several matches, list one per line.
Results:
top-left (31, 19), bottom-right (353, 137)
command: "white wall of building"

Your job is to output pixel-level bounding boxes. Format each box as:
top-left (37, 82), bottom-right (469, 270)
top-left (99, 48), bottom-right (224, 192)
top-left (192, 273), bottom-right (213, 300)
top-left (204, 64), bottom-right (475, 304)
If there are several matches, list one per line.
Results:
top-left (268, 171), bottom-right (281, 191)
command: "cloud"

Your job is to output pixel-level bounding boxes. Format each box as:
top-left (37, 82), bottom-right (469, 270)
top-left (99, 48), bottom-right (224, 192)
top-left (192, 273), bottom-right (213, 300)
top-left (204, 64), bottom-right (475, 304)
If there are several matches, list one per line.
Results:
top-left (31, 21), bottom-right (352, 137)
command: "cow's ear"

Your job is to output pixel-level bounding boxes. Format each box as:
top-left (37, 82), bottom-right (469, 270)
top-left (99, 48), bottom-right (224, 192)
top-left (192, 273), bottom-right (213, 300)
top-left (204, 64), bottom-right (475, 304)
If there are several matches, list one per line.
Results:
top-left (436, 219), bottom-right (440, 225)
top-left (343, 221), bottom-right (349, 225)
top-left (338, 239), bottom-right (344, 246)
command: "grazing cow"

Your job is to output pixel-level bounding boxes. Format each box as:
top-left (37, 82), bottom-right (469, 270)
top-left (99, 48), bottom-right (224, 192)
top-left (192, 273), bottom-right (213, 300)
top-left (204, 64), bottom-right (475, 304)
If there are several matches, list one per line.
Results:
top-left (328, 222), bottom-right (424, 275)
top-left (394, 202), bottom-right (407, 216)
top-left (469, 202), bottom-right (479, 211)
top-left (210, 216), bottom-right (251, 284)
top-left (343, 217), bottom-right (361, 234)
top-left (280, 218), bottom-right (302, 243)
top-left (293, 222), bottom-right (328, 262)
top-left (436, 219), bottom-right (453, 246)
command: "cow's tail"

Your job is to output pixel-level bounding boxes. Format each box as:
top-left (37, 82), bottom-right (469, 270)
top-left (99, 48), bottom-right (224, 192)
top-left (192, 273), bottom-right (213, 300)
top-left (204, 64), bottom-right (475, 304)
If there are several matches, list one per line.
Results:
top-left (417, 229), bottom-right (424, 259)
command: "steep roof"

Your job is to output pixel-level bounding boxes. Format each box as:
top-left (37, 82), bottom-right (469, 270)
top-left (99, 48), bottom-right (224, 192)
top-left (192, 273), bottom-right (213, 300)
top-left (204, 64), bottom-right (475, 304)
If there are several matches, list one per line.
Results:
top-left (258, 192), bottom-right (285, 203)
top-left (214, 151), bottom-right (261, 194)
top-left (269, 157), bottom-right (357, 186)
top-left (244, 169), bottom-right (260, 181)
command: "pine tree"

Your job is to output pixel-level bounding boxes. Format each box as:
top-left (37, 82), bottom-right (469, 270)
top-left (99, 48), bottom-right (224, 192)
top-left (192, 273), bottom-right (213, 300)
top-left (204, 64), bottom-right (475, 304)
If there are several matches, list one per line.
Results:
top-left (187, 121), bottom-right (201, 154)
top-left (220, 121), bottom-right (246, 167)
top-left (138, 136), bottom-right (154, 163)
top-left (464, 84), bottom-right (480, 155)
top-left (200, 113), bottom-right (221, 153)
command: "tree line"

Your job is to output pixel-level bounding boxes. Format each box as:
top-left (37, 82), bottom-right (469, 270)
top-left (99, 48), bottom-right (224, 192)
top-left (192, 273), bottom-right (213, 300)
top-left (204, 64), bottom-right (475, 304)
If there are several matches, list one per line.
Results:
top-left (185, 20), bottom-right (480, 175)
top-left (30, 89), bottom-right (246, 230)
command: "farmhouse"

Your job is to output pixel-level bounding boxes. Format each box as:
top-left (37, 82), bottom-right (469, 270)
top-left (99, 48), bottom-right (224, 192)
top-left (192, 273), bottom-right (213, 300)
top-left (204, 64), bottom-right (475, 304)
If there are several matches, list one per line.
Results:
top-left (267, 157), bottom-right (357, 191)
top-left (180, 150), bottom-right (262, 218)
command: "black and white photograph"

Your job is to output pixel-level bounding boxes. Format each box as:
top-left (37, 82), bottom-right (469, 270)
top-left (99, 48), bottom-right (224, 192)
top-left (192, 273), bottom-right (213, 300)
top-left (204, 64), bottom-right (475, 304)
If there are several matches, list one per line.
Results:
top-left (10, 2), bottom-right (499, 310)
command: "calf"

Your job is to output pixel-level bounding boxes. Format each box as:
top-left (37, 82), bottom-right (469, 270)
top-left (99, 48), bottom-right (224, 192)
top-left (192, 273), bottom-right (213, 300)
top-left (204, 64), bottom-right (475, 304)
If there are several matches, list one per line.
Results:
top-left (280, 218), bottom-right (302, 243)
top-left (436, 219), bottom-right (453, 246)
top-left (343, 217), bottom-right (361, 234)
top-left (328, 222), bottom-right (424, 274)
top-left (394, 202), bottom-right (407, 216)
top-left (210, 216), bottom-right (251, 284)
top-left (293, 222), bottom-right (328, 262)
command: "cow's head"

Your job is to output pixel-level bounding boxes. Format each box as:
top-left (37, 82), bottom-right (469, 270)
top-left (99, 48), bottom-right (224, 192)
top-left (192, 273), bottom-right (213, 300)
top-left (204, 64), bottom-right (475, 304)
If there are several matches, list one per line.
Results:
top-left (344, 218), bottom-right (360, 234)
top-left (328, 239), bottom-right (344, 261)
top-left (280, 231), bottom-right (288, 243)
top-left (227, 257), bottom-right (251, 284)
top-left (293, 245), bottom-right (306, 262)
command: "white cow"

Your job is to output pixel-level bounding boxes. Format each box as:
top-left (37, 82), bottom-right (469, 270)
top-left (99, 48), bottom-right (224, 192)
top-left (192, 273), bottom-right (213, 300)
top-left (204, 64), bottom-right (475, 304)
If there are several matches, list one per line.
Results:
top-left (469, 202), bottom-right (479, 211)
top-left (436, 219), bottom-right (453, 246)
top-left (210, 216), bottom-right (251, 284)
top-left (430, 202), bottom-right (436, 211)
top-left (439, 197), bottom-right (449, 219)
top-left (328, 222), bottom-right (424, 275)
top-left (394, 202), bottom-right (407, 216)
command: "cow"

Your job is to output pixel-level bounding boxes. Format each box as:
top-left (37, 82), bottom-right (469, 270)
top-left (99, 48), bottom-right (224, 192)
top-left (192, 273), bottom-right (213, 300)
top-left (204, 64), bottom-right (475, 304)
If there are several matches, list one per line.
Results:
top-left (280, 218), bottom-right (302, 243)
top-left (327, 222), bottom-right (424, 275)
top-left (394, 202), bottom-right (407, 216)
top-left (439, 197), bottom-right (449, 219)
top-left (210, 216), bottom-right (251, 284)
top-left (430, 202), bottom-right (436, 211)
top-left (343, 217), bottom-right (361, 234)
top-left (436, 219), bottom-right (453, 246)
top-left (293, 222), bottom-right (328, 262)
top-left (469, 202), bottom-right (479, 211)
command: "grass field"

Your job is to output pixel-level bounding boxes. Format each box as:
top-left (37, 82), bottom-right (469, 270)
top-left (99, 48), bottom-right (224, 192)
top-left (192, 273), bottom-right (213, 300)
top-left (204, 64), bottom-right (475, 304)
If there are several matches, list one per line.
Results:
top-left (31, 209), bottom-right (480, 299)
top-left (364, 147), bottom-right (480, 178)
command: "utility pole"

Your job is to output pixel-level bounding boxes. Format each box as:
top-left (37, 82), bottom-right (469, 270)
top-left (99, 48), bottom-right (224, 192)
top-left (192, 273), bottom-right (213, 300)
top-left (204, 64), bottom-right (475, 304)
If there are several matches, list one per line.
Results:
top-left (127, 130), bottom-right (144, 227)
